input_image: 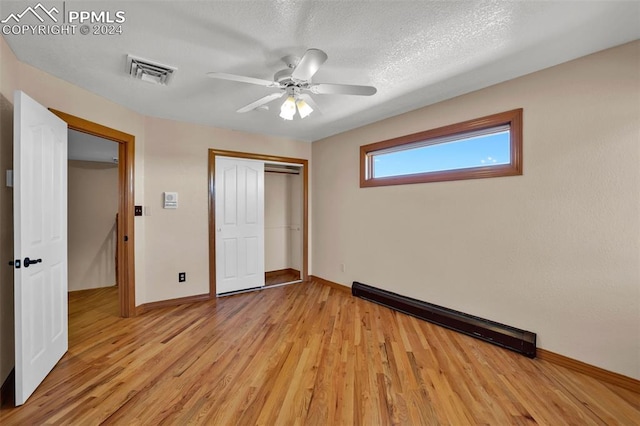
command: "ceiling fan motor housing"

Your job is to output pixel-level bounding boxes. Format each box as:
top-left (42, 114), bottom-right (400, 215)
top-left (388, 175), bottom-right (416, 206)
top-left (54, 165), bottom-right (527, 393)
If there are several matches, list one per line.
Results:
top-left (274, 68), bottom-right (295, 84)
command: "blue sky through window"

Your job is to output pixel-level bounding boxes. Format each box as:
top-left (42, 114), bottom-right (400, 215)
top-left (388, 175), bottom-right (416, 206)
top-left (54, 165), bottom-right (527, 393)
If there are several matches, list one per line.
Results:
top-left (373, 131), bottom-right (510, 178)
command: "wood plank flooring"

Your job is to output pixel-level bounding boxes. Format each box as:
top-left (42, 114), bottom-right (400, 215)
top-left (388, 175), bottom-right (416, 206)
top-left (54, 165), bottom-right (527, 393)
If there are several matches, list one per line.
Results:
top-left (265, 268), bottom-right (301, 286)
top-left (1, 281), bottom-right (638, 425)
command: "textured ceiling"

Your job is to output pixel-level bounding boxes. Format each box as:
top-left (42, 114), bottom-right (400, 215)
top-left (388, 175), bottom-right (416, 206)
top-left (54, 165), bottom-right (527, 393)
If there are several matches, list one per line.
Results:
top-left (1, 1), bottom-right (639, 142)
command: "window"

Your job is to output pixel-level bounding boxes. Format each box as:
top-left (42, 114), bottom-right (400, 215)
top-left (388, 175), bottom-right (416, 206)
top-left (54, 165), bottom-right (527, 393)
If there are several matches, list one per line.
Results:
top-left (360, 109), bottom-right (522, 187)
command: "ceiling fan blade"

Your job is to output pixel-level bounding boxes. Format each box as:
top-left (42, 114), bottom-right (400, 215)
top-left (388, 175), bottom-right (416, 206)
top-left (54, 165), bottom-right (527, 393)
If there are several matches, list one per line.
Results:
top-left (298, 94), bottom-right (322, 115)
top-left (291, 48), bottom-right (328, 81)
top-left (309, 83), bottom-right (377, 96)
top-left (236, 92), bottom-right (285, 113)
top-left (207, 72), bottom-right (278, 87)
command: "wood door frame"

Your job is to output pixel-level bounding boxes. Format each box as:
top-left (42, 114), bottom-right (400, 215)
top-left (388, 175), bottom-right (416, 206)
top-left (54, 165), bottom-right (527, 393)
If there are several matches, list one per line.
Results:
top-left (50, 109), bottom-right (136, 318)
top-left (208, 149), bottom-right (309, 296)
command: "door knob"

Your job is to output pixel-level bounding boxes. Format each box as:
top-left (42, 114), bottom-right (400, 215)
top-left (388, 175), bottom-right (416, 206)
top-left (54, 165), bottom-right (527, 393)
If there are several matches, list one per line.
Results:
top-left (23, 257), bottom-right (42, 268)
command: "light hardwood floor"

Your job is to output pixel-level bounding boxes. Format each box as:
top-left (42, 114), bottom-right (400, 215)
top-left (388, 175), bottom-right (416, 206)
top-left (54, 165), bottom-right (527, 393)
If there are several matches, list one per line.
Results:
top-left (265, 268), bottom-right (302, 286)
top-left (1, 281), bottom-right (638, 424)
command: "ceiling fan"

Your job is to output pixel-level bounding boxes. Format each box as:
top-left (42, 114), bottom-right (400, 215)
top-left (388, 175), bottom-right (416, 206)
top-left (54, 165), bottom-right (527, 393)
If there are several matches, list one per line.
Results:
top-left (207, 48), bottom-right (377, 120)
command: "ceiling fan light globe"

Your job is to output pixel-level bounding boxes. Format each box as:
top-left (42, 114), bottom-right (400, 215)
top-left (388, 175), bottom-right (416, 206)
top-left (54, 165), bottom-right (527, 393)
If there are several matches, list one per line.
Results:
top-left (279, 111), bottom-right (295, 120)
top-left (280, 96), bottom-right (297, 120)
top-left (296, 99), bottom-right (313, 118)
top-left (280, 96), bottom-right (296, 111)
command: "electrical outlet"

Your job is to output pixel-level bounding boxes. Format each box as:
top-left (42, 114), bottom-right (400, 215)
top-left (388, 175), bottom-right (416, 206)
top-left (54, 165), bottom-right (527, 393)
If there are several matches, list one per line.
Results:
top-left (178, 272), bottom-right (186, 282)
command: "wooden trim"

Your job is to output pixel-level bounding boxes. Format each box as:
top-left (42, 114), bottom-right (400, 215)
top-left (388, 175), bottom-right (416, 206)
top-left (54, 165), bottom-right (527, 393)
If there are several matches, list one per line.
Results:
top-left (302, 157), bottom-right (309, 283)
top-left (50, 109), bottom-right (134, 143)
top-left (208, 149), bottom-right (309, 296)
top-left (208, 151), bottom-right (216, 297)
top-left (115, 213), bottom-right (119, 286)
top-left (309, 275), bottom-right (350, 293)
top-left (136, 293), bottom-right (210, 315)
top-left (50, 109), bottom-right (136, 318)
top-left (266, 268), bottom-right (300, 277)
top-left (209, 149), bottom-right (308, 165)
top-left (0, 368), bottom-right (14, 407)
top-left (360, 108), bottom-right (523, 187)
top-left (67, 286), bottom-right (117, 296)
top-left (537, 349), bottom-right (640, 393)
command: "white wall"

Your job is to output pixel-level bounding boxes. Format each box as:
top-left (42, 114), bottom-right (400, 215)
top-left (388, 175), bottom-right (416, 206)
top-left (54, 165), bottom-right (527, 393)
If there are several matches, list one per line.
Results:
top-left (312, 41), bottom-right (640, 379)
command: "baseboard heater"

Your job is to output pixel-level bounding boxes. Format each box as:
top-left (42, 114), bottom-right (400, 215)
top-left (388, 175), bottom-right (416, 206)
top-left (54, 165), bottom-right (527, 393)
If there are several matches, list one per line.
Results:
top-left (352, 281), bottom-right (536, 358)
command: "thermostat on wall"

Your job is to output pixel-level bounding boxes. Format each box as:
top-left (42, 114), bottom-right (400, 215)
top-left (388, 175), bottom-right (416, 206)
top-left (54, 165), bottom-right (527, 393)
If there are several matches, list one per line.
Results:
top-left (163, 192), bottom-right (178, 209)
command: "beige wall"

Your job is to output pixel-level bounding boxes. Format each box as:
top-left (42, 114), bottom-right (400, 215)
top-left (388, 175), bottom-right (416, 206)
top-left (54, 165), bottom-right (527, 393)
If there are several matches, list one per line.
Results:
top-left (142, 116), bottom-right (310, 303)
top-left (1, 33), bottom-right (636, 382)
top-left (68, 160), bottom-right (118, 291)
top-left (0, 34), bottom-right (310, 304)
top-left (0, 35), bottom-right (147, 309)
top-left (289, 172), bottom-right (303, 272)
top-left (265, 173), bottom-right (290, 271)
top-left (0, 35), bottom-right (310, 382)
top-left (0, 94), bottom-right (14, 386)
top-left (265, 172), bottom-right (303, 272)
top-left (0, 33), bottom-right (18, 99)
top-left (0, 35), bottom-right (17, 386)
top-left (312, 41), bottom-right (640, 379)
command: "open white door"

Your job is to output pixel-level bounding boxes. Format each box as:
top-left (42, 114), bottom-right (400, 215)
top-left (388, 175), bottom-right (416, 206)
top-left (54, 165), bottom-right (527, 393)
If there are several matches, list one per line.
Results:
top-left (13, 91), bottom-right (68, 406)
top-left (215, 157), bottom-right (265, 294)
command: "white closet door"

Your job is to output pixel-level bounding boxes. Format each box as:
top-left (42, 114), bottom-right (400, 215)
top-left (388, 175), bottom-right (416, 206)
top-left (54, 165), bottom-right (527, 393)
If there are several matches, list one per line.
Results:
top-left (215, 157), bottom-right (265, 294)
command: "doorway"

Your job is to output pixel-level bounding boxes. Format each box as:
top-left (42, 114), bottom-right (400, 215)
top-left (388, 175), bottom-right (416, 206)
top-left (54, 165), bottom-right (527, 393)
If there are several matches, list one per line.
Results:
top-left (50, 110), bottom-right (136, 317)
top-left (208, 149), bottom-right (308, 296)
top-left (67, 130), bottom-right (119, 299)
top-left (264, 163), bottom-right (303, 287)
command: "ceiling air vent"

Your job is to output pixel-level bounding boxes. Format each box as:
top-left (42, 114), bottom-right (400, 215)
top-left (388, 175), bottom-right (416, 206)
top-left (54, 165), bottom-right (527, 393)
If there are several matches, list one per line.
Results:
top-left (126, 54), bottom-right (176, 85)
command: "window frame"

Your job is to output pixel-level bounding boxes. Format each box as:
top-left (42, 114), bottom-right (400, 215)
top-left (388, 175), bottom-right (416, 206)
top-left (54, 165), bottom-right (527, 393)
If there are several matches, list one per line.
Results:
top-left (360, 108), bottom-right (523, 187)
